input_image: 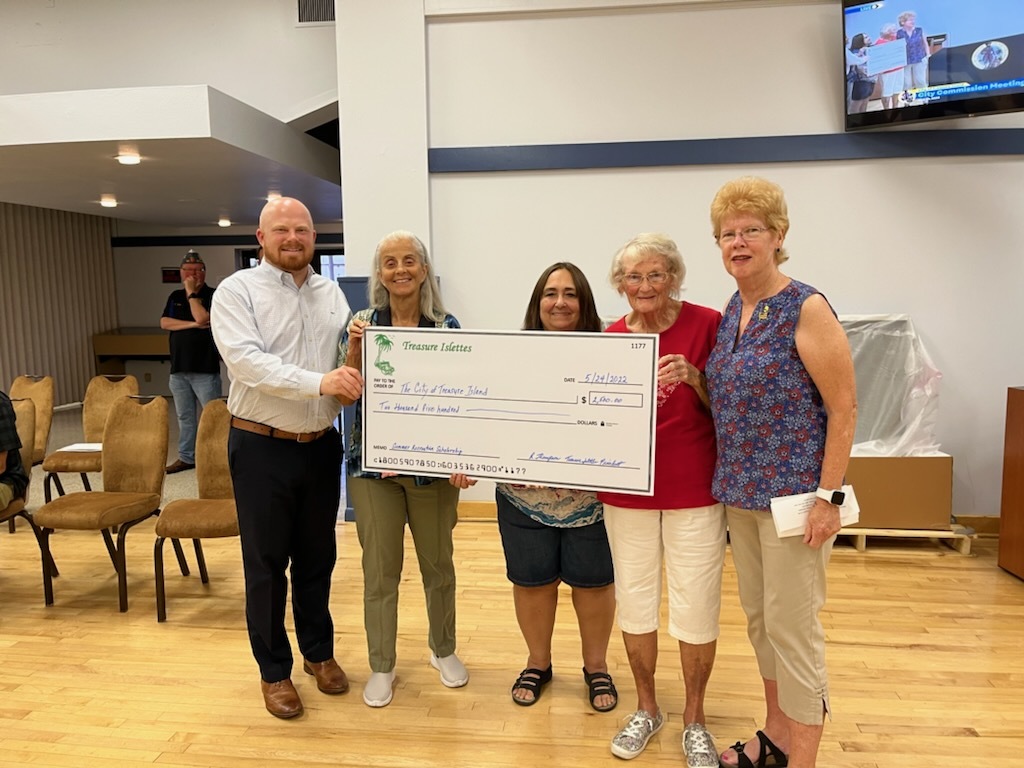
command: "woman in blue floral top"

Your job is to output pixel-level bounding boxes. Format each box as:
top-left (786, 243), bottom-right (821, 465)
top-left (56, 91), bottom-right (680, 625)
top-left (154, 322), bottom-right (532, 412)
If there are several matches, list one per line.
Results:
top-left (340, 231), bottom-right (468, 709)
top-left (705, 178), bottom-right (856, 768)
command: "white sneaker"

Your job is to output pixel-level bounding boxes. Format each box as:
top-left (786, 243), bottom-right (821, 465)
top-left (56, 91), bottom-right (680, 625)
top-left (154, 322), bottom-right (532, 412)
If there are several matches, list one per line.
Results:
top-left (430, 652), bottom-right (469, 688)
top-left (683, 723), bottom-right (718, 768)
top-left (362, 670), bottom-right (395, 707)
top-left (610, 709), bottom-right (664, 759)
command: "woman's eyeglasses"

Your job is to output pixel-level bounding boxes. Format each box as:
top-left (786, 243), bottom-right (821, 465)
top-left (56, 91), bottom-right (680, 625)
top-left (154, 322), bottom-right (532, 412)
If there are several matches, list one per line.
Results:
top-left (717, 226), bottom-right (770, 245)
top-left (622, 272), bottom-right (669, 286)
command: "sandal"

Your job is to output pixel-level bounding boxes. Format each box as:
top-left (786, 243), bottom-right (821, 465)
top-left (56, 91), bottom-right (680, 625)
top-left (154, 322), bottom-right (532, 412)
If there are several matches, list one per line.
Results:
top-left (723, 730), bottom-right (788, 768)
top-left (582, 667), bottom-right (618, 712)
top-left (510, 665), bottom-right (553, 706)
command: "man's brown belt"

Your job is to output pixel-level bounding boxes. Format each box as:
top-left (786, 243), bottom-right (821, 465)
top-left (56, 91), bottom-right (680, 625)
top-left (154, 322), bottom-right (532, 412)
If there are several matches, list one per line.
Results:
top-left (230, 416), bottom-right (331, 443)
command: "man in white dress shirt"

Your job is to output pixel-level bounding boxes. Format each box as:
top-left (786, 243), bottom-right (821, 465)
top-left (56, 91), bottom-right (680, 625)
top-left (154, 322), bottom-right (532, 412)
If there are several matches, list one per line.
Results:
top-left (211, 197), bottom-right (363, 719)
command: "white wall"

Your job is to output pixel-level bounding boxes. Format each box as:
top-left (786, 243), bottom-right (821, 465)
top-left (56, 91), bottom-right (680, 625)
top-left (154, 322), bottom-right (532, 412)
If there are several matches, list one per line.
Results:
top-left (354, 1), bottom-right (1023, 516)
top-left (0, 0), bottom-right (337, 123)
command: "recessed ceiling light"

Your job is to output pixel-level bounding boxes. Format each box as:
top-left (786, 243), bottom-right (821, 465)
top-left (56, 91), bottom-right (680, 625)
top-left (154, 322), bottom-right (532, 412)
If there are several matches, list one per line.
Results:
top-left (218, 217), bottom-right (231, 228)
top-left (116, 151), bottom-right (141, 165)
top-left (100, 194), bottom-right (117, 208)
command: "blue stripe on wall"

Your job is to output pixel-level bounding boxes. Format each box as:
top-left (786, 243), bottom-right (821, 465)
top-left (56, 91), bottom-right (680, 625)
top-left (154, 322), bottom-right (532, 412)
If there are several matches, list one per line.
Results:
top-left (428, 129), bottom-right (1024, 173)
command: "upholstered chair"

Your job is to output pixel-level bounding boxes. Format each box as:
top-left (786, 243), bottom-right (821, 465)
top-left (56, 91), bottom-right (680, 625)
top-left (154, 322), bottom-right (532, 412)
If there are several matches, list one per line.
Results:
top-left (154, 398), bottom-right (238, 621)
top-left (40, 374), bottom-right (139, 502)
top-left (8, 375), bottom-right (55, 533)
top-left (33, 395), bottom-right (168, 612)
top-left (1, 400), bottom-right (58, 580)
top-left (9, 375), bottom-right (54, 464)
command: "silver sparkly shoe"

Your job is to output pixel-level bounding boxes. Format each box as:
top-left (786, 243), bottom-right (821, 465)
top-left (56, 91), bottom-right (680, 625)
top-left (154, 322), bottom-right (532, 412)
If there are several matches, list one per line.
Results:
top-left (683, 722), bottom-right (718, 768)
top-left (610, 709), bottom-right (664, 760)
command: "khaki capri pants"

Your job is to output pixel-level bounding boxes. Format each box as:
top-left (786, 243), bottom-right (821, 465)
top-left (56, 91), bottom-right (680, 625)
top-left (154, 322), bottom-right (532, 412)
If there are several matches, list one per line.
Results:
top-left (726, 505), bottom-right (834, 725)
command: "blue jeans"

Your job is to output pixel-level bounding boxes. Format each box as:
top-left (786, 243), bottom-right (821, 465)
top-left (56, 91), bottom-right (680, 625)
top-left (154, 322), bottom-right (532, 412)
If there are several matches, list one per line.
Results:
top-left (169, 372), bottom-right (222, 464)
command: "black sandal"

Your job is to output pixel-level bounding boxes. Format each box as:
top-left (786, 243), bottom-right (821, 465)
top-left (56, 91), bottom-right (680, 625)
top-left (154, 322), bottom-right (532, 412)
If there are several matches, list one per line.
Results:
top-left (726, 730), bottom-right (788, 768)
top-left (510, 665), bottom-right (553, 706)
top-left (582, 668), bottom-right (618, 712)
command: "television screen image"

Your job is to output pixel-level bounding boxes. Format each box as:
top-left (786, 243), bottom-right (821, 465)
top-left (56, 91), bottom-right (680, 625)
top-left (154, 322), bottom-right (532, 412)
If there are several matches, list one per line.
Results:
top-left (843, 0), bottom-right (1024, 130)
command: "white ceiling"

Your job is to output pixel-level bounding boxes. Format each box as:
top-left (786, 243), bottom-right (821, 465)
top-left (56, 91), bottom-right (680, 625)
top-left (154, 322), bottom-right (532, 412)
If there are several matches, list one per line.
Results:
top-left (0, 86), bottom-right (341, 229)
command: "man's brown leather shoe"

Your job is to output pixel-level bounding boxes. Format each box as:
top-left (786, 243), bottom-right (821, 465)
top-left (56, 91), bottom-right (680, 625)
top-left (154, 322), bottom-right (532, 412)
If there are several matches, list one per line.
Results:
top-left (261, 678), bottom-right (303, 718)
top-left (303, 658), bottom-right (350, 694)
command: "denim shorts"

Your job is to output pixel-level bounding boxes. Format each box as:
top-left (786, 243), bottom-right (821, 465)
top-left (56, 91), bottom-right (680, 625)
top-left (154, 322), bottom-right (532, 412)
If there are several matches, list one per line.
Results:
top-left (496, 490), bottom-right (614, 588)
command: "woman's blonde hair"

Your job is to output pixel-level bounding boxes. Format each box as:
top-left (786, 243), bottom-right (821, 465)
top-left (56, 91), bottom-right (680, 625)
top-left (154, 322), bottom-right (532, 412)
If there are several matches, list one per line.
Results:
top-left (709, 176), bottom-right (790, 264)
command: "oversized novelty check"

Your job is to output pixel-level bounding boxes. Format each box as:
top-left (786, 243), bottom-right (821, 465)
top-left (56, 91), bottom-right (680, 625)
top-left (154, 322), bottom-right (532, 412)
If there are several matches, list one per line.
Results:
top-left (361, 327), bottom-right (658, 494)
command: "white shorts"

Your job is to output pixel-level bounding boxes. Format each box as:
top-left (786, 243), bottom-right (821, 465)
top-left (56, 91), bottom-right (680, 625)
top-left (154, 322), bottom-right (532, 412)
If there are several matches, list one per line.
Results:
top-left (603, 503), bottom-right (726, 644)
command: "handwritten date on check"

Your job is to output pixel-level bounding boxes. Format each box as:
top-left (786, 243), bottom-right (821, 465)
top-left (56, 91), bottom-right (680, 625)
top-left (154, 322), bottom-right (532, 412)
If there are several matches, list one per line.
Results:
top-left (360, 327), bottom-right (658, 494)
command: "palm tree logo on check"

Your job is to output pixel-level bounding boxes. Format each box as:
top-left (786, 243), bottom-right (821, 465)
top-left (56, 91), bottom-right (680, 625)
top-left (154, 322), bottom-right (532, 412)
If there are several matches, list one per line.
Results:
top-left (373, 333), bottom-right (395, 375)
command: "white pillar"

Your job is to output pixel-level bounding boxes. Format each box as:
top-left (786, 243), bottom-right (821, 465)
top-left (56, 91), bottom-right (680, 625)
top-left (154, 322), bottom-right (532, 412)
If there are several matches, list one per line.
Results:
top-left (336, 0), bottom-right (431, 276)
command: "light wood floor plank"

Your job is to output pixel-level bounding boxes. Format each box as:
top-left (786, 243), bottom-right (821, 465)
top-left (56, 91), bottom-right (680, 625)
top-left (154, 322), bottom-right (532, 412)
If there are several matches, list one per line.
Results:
top-left (3, 517), bottom-right (1024, 767)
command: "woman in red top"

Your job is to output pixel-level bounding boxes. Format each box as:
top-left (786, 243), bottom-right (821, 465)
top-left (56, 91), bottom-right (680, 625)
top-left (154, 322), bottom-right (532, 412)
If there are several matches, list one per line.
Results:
top-left (598, 233), bottom-right (725, 768)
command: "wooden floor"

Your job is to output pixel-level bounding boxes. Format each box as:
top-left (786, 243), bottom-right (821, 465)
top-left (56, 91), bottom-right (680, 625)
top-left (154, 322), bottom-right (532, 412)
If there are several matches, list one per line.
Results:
top-left (1, 519), bottom-right (1023, 768)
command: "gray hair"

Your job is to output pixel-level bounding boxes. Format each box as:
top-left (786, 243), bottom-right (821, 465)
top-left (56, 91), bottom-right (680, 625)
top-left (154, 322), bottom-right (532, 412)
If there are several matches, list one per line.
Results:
top-left (368, 230), bottom-right (448, 321)
top-left (609, 233), bottom-right (686, 298)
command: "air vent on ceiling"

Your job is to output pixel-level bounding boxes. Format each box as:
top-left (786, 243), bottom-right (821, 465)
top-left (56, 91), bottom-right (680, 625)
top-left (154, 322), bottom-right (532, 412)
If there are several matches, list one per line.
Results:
top-left (297, 0), bottom-right (335, 25)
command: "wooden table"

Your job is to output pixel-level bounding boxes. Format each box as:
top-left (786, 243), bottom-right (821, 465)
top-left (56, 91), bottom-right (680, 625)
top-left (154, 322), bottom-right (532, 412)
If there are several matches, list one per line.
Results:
top-left (92, 327), bottom-right (169, 376)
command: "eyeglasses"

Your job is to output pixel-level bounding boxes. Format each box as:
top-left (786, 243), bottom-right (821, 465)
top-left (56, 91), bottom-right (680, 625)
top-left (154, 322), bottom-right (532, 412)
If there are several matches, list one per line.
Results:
top-left (622, 272), bottom-right (669, 286)
top-left (717, 226), bottom-right (770, 245)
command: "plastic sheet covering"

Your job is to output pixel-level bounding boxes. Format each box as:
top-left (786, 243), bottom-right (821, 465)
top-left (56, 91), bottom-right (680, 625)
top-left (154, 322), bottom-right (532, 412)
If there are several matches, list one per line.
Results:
top-left (840, 314), bottom-right (942, 456)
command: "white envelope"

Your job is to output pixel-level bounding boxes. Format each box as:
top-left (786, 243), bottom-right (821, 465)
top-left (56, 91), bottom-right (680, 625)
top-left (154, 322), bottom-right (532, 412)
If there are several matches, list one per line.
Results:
top-left (769, 485), bottom-right (859, 538)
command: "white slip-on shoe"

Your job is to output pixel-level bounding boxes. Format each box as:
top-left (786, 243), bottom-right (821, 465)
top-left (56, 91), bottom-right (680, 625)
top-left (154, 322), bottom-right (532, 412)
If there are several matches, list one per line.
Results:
top-left (362, 670), bottom-right (396, 707)
top-left (430, 653), bottom-right (469, 688)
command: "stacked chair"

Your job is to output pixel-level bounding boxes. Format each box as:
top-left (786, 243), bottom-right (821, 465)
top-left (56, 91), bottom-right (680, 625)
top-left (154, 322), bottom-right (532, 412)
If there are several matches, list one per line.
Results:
top-left (32, 395), bottom-right (168, 612)
top-left (41, 374), bottom-right (138, 503)
top-left (153, 398), bottom-right (238, 621)
top-left (8, 375), bottom-right (54, 532)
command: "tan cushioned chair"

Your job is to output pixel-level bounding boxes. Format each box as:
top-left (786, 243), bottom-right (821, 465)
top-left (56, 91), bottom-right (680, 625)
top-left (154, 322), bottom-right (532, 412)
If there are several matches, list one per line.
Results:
top-left (1, 400), bottom-right (58, 580)
top-left (154, 398), bottom-right (238, 621)
top-left (40, 375), bottom-right (138, 502)
top-left (33, 395), bottom-right (168, 612)
top-left (8, 375), bottom-right (55, 533)
top-left (9, 375), bottom-right (54, 465)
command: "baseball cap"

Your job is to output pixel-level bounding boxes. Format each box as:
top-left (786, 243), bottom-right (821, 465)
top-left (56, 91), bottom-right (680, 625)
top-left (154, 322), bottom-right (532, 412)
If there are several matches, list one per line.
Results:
top-left (181, 250), bottom-right (205, 267)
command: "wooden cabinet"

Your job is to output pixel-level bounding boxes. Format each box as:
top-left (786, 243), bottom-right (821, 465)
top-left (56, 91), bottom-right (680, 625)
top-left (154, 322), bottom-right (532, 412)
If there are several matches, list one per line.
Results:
top-left (999, 387), bottom-right (1024, 579)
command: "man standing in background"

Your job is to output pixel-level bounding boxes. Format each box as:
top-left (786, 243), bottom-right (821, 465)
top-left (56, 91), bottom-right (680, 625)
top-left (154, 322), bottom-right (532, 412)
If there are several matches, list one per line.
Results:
top-left (211, 196), bottom-right (363, 719)
top-left (161, 250), bottom-right (222, 474)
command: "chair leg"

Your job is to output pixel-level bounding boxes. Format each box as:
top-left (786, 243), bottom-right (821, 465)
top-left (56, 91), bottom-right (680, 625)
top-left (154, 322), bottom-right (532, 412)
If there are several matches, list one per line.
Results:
top-left (40, 528), bottom-right (55, 605)
top-left (44, 472), bottom-right (63, 503)
top-left (193, 539), bottom-right (210, 584)
top-left (7, 517), bottom-right (14, 533)
top-left (101, 528), bottom-right (118, 569)
top-left (20, 512), bottom-right (58, 578)
top-left (154, 536), bottom-right (167, 622)
top-left (80, 473), bottom-right (92, 492)
top-left (171, 538), bottom-right (190, 576)
top-left (114, 511), bottom-right (159, 612)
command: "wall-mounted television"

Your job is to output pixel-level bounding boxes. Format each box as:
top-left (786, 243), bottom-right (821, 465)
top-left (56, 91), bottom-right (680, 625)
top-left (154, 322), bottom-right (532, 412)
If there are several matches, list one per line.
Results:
top-left (844, 0), bottom-right (1024, 131)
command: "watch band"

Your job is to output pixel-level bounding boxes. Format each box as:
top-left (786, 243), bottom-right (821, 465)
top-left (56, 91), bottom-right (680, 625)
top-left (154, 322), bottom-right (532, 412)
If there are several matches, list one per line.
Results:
top-left (815, 487), bottom-right (846, 506)
top-left (188, 293), bottom-right (200, 300)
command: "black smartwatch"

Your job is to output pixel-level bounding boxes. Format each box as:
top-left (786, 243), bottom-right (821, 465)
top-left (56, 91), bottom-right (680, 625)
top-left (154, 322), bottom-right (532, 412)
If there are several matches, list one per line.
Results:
top-left (188, 293), bottom-right (200, 300)
top-left (815, 487), bottom-right (846, 506)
